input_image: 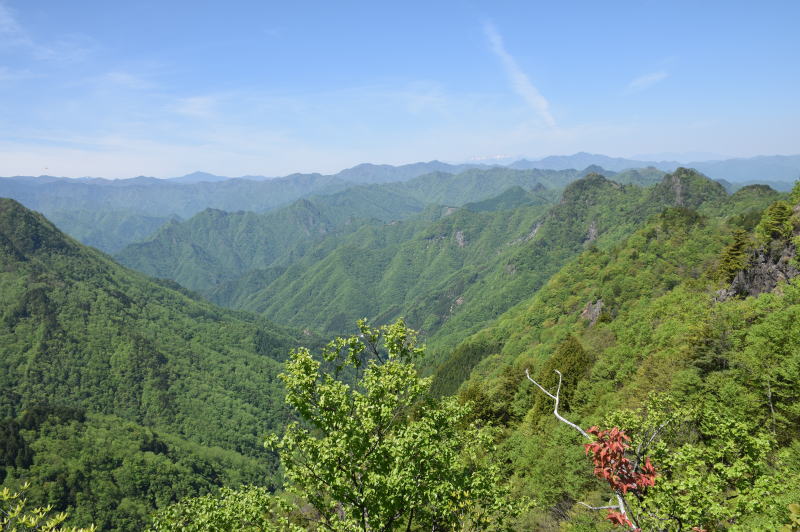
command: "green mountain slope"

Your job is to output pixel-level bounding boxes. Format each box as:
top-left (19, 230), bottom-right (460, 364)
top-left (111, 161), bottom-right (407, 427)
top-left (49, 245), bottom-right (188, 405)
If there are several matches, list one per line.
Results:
top-left (433, 183), bottom-right (798, 527)
top-left (0, 174), bottom-right (350, 253)
top-left (0, 174), bottom-right (347, 219)
top-left (45, 210), bottom-right (179, 253)
top-left (433, 170), bottom-right (759, 394)
top-left (115, 184), bottom-right (427, 295)
top-left (114, 166), bottom-right (582, 297)
top-left (380, 167), bottom-right (578, 205)
top-left (237, 170), bottom-right (726, 361)
top-left (0, 198), bottom-right (306, 529)
top-left (0, 198), bottom-right (299, 450)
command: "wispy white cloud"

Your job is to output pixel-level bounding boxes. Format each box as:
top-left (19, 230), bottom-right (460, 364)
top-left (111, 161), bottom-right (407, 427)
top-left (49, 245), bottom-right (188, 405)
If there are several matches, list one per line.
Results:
top-left (0, 2), bottom-right (94, 63)
top-left (484, 21), bottom-right (556, 129)
top-left (0, 65), bottom-right (34, 82)
top-left (627, 70), bottom-right (668, 93)
top-left (0, 1), bottom-right (32, 47)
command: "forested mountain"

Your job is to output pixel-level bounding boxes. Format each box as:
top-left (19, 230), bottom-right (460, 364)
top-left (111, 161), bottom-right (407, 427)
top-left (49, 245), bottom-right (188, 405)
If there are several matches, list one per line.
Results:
top-left (2, 165), bottom-right (799, 531)
top-left (118, 168), bottom-right (729, 365)
top-left (430, 181), bottom-right (799, 528)
top-left (45, 211), bottom-right (179, 253)
top-left (0, 198), bottom-right (306, 529)
top-left (145, 174), bottom-right (798, 531)
top-left (2, 153), bottom-right (796, 255)
top-left (114, 185), bottom-right (432, 294)
top-left (0, 173), bottom-right (344, 218)
top-left (0, 163), bottom-right (661, 253)
top-left (113, 166), bottom-right (585, 296)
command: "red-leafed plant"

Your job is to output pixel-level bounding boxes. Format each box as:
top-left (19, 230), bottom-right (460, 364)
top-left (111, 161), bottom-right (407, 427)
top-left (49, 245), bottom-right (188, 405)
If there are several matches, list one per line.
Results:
top-left (525, 368), bottom-right (658, 530)
top-left (583, 426), bottom-right (657, 528)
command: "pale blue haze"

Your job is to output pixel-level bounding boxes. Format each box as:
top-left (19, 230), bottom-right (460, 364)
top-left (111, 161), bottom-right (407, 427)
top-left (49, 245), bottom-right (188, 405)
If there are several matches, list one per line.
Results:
top-left (0, 0), bottom-right (797, 177)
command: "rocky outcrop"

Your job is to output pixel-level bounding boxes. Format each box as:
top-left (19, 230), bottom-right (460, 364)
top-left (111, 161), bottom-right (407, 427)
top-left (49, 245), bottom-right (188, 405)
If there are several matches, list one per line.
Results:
top-left (455, 230), bottom-right (467, 247)
top-left (716, 242), bottom-right (799, 301)
top-left (580, 299), bottom-right (604, 326)
top-left (586, 220), bottom-right (598, 243)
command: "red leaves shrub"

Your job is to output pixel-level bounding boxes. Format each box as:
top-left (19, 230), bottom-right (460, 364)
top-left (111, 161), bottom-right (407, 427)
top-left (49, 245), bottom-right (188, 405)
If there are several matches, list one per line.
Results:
top-left (584, 426), bottom-right (657, 528)
top-left (606, 510), bottom-right (631, 527)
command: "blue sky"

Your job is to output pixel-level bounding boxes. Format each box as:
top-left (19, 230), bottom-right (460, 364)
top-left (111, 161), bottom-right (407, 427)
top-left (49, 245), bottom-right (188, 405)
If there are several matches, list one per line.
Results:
top-left (0, 1), bottom-right (798, 178)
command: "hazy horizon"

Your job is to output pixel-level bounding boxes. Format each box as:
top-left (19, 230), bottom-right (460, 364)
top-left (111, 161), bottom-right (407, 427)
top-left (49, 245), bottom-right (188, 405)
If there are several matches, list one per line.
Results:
top-left (5, 150), bottom-right (800, 181)
top-left (1, 1), bottom-right (798, 178)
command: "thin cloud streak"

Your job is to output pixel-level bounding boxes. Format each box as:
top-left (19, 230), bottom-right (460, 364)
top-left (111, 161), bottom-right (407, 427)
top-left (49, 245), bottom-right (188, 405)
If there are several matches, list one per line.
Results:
top-left (0, 1), bottom-right (31, 47)
top-left (627, 70), bottom-right (668, 93)
top-left (484, 21), bottom-right (556, 129)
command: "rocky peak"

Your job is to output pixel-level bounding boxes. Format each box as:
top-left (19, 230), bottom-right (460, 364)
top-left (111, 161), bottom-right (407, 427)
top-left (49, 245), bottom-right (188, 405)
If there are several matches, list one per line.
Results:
top-left (651, 167), bottom-right (727, 209)
top-left (716, 242), bottom-right (799, 301)
top-left (585, 220), bottom-right (598, 243)
top-left (560, 173), bottom-right (612, 205)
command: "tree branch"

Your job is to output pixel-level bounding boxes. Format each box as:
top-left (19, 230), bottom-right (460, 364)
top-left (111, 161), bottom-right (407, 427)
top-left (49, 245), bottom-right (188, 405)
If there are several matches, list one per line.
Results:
top-left (526, 369), bottom-right (640, 530)
top-left (577, 502), bottom-right (620, 511)
top-left (525, 368), bottom-right (590, 440)
top-left (615, 491), bottom-right (638, 531)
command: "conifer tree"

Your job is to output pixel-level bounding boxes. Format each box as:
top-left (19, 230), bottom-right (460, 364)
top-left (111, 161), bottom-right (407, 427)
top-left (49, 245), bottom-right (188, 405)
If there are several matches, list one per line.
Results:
top-left (717, 229), bottom-right (750, 283)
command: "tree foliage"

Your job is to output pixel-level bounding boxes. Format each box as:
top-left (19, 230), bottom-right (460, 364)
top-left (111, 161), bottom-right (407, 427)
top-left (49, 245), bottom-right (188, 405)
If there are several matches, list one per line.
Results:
top-left (755, 200), bottom-right (793, 244)
top-left (267, 319), bottom-right (520, 531)
top-left (1, 483), bottom-right (95, 531)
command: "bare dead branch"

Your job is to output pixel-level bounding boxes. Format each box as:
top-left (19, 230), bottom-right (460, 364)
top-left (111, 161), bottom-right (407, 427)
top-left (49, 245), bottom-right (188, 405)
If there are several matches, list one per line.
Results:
top-left (525, 368), bottom-right (591, 440)
top-left (524, 368), bottom-right (557, 400)
top-left (577, 502), bottom-right (620, 511)
top-left (526, 368), bottom-right (641, 530)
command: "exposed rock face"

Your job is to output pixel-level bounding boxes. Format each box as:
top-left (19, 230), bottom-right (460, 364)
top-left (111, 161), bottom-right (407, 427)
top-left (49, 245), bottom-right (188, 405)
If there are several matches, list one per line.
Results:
top-left (586, 220), bottom-right (598, 243)
top-left (580, 299), bottom-right (604, 325)
top-left (508, 222), bottom-right (541, 246)
top-left (666, 173), bottom-right (685, 206)
top-left (716, 242), bottom-right (799, 301)
top-left (448, 296), bottom-right (465, 314)
top-left (455, 230), bottom-right (467, 247)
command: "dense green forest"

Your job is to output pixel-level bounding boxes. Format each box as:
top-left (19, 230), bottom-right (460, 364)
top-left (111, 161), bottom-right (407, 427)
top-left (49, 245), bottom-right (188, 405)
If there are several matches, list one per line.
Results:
top-left (115, 169), bottom-right (725, 365)
top-left (2, 164), bottom-right (800, 530)
top-left (0, 198), bottom-right (313, 529)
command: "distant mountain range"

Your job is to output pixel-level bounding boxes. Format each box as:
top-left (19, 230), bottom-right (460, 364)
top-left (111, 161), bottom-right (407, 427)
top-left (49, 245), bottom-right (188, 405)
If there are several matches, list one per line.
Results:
top-left (0, 153), bottom-right (796, 255)
top-left (508, 152), bottom-right (800, 182)
top-left (5, 152), bottom-right (798, 185)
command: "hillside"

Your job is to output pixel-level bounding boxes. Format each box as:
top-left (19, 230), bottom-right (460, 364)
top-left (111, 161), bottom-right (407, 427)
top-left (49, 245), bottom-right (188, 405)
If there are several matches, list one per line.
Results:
top-left (0, 174), bottom-right (349, 252)
top-left (114, 166), bottom-right (583, 296)
top-left (430, 181), bottom-right (799, 528)
top-left (0, 198), bottom-right (305, 529)
top-left (114, 183), bottom-right (429, 294)
top-left (45, 210), bottom-right (179, 253)
top-left (202, 170), bottom-right (728, 364)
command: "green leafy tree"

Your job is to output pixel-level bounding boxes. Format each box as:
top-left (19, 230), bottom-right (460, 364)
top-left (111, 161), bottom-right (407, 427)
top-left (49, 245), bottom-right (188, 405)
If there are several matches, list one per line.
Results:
top-left (267, 319), bottom-right (520, 531)
top-left (148, 486), bottom-right (298, 532)
top-left (790, 180), bottom-right (800, 207)
top-left (716, 229), bottom-right (750, 283)
top-left (782, 503), bottom-right (800, 532)
top-left (529, 335), bottom-right (593, 423)
top-left (755, 201), bottom-right (793, 244)
top-left (1, 484), bottom-right (95, 531)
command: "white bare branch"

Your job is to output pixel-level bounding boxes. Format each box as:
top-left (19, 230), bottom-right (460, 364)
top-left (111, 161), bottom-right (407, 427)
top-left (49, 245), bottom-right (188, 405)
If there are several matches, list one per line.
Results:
top-left (525, 368), bottom-right (591, 440)
top-left (526, 368), bottom-right (641, 530)
top-left (577, 502), bottom-right (620, 511)
top-left (524, 368), bottom-right (557, 400)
